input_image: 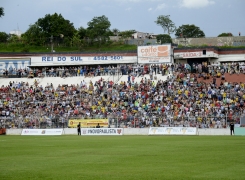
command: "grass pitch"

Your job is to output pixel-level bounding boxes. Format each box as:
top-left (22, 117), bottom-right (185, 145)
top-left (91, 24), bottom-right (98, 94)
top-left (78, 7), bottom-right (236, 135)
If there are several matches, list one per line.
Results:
top-left (0, 136), bottom-right (245, 180)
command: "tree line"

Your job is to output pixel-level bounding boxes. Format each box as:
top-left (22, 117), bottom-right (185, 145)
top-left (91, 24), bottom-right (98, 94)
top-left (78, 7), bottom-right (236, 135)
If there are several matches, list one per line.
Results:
top-left (0, 8), bottom-right (235, 48)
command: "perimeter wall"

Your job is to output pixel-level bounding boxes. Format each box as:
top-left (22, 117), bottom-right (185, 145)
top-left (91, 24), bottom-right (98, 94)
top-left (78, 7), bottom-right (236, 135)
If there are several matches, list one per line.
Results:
top-left (6, 128), bottom-right (245, 136)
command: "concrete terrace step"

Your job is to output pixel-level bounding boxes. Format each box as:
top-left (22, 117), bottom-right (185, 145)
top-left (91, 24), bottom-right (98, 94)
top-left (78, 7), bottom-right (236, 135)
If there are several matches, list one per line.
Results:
top-left (0, 75), bottom-right (113, 88)
top-left (0, 73), bottom-right (172, 88)
top-left (117, 74), bottom-right (171, 84)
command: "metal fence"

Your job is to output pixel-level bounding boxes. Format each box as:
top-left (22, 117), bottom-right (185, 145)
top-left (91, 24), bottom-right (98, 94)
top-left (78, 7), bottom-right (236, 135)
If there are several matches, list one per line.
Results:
top-left (1, 113), bottom-right (244, 129)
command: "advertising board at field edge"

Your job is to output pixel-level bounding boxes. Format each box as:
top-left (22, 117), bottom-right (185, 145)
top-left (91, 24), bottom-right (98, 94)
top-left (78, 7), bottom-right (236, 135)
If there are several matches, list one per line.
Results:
top-left (21, 129), bottom-right (63, 135)
top-left (137, 44), bottom-right (171, 64)
top-left (81, 128), bottom-right (123, 135)
top-left (0, 128), bottom-right (6, 135)
top-left (68, 119), bottom-right (108, 128)
top-left (149, 127), bottom-right (197, 135)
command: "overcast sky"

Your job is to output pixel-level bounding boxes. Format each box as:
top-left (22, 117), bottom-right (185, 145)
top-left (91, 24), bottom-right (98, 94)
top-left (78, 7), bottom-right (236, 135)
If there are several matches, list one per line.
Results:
top-left (0, 0), bottom-right (244, 37)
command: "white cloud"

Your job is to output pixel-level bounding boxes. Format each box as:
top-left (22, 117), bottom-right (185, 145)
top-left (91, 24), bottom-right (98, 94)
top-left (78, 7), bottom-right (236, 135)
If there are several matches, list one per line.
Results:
top-left (156, 3), bottom-right (167, 10)
top-left (125, 7), bottom-right (132, 11)
top-left (148, 8), bottom-right (153, 11)
top-left (180, 0), bottom-right (215, 9)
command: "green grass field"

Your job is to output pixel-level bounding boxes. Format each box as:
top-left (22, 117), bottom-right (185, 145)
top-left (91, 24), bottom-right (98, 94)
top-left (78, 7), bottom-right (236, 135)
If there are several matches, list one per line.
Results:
top-left (0, 136), bottom-right (245, 180)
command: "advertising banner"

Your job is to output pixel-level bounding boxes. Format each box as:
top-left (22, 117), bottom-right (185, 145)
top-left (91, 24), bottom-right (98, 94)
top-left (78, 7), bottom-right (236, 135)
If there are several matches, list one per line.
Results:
top-left (234, 127), bottom-right (245, 136)
top-left (21, 129), bottom-right (63, 135)
top-left (30, 56), bottom-right (137, 66)
top-left (174, 51), bottom-right (218, 59)
top-left (68, 119), bottom-right (108, 128)
top-left (0, 128), bottom-right (6, 135)
top-left (137, 45), bottom-right (171, 64)
top-left (0, 59), bottom-right (30, 72)
top-left (149, 127), bottom-right (197, 135)
top-left (81, 128), bottom-right (123, 135)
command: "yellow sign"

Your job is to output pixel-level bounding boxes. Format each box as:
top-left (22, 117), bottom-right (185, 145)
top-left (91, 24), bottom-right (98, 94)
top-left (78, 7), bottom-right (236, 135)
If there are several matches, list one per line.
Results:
top-left (68, 119), bottom-right (108, 128)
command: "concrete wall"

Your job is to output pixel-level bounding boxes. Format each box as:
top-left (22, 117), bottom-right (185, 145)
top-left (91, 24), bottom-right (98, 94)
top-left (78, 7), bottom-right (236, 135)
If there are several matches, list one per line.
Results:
top-left (110, 35), bottom-right (245, 47)
top-left (6, 128), bottom-right (235, 136)
top-left (172, 36), bottom-right (245, 47)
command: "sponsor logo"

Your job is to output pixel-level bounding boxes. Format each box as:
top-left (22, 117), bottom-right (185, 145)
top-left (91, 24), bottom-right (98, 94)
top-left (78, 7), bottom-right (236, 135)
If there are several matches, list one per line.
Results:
top-left (139, 45), bottom-right (169, 57)
top-left (181, 128), bottom-right (187, 134)
top-left (88, 129), bottom-right (117, 134)
top-left (41, 130), bottom-right (46, 134)
top-left (157, 46), bottom-right (169, 56)
top-left (166, 128), bottom-right (172, 134)
top-left (151, 128), bottom-right (157, 134)
top-left (183, 52), bottom-right (202, 58)
top-left (117, 129), bottom-right (122, 134)
top-left (82, 128), bottom-right (123, 135)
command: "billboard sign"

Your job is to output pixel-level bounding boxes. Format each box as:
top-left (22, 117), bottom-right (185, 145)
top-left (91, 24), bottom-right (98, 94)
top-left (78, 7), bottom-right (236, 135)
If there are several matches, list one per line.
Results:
top-left (81, 128), bottom-right (123, 135)
top-left (30, 56), bottom-right (137, 66)
top-left (0, 59), bottom-right (30, 73)
top-left (21, 129), bottom-right (63, 135)
top-left (174, 51), bottom-right (219, 59)
top-left (68, 119), bottom-right (108, 128)
top-left (137, 45), bottom-right (171, 64)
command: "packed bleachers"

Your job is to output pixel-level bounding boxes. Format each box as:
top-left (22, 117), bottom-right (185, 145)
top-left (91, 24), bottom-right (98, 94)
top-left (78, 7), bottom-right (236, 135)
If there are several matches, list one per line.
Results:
top-left (0, 62), bottom-right (245, 129)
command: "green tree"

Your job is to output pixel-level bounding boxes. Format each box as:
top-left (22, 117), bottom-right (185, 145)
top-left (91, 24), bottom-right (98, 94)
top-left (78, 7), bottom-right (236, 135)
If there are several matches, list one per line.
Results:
top-left (156, 34), bottom-right (172, 44)
top-left (86, 15), bottom-right (111, 46)
top-left (23, 13), bottom-right (76, 46)
top-left (0, 7), bottom-right (4, 17)
top-left (37, 13), bottom-right (75, 38)
top-left (22, 24), bottom-right (46, 45)
top-left (119, 30), bottom-right (136, 44)
top-left (218, 32), bottom-right (233, 37)
top-left (175, 24), bottom-right (205, 38)
top-left (0, 32), bottom-right (9, 42)
top-left (155, 15), bottom-right (176, 35)
top-left (70, 31), bottom-right (83, 49)
top-left (77, 27), bottom-right (87, 39)
top-left (8, 34), bottom-right (19, 43)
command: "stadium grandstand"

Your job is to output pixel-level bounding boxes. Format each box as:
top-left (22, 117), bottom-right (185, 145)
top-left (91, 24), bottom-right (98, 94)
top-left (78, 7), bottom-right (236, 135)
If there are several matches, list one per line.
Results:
top-left (0, 44), bottom-right (245, 129)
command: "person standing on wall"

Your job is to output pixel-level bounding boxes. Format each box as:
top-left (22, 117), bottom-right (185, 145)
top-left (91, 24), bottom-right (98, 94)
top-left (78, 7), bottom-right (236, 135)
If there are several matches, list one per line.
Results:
top-left (229, 121), bottom-right (235, 136)
top-left (77, 122), bottom-right (81, 135)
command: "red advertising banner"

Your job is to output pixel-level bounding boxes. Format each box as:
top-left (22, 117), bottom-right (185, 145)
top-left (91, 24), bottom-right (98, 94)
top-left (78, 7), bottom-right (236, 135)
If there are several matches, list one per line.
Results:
top-left (0, 128), bottom-right (6, 135)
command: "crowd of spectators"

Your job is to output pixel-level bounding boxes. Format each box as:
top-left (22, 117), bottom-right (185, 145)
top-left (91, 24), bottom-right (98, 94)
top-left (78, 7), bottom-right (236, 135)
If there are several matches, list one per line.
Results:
top-left (0, 62), bottom-right (245, 129)
top-left (28, 64), bottom-right (167, 78)
top-left (1, 68), bottom-right (29, 78)
top-left (1, 62), bottom-right (245, 78)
